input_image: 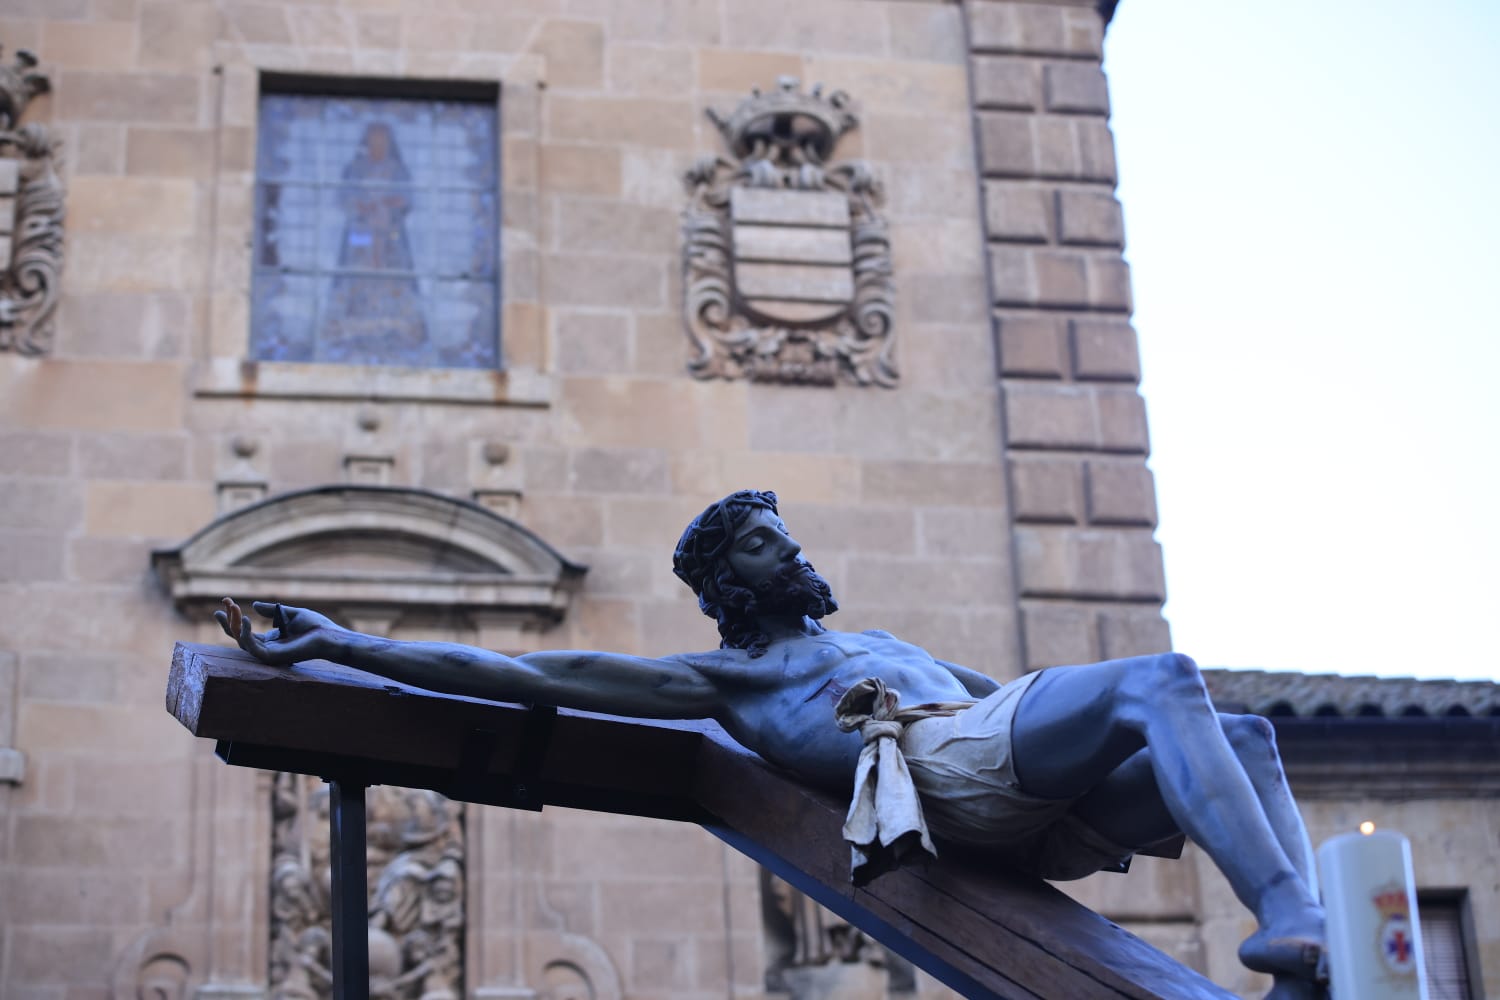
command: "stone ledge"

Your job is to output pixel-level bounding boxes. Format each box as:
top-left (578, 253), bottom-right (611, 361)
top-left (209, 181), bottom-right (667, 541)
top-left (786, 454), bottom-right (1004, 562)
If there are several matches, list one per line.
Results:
top-left (0, 747), bottom-right (25, 785)
top-left (192, 358), bottom-right (553, 407)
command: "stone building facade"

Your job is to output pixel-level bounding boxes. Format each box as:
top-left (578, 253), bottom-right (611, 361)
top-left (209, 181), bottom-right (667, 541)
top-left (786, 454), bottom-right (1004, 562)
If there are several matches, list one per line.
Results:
top-left (0, 1), bottom-right (1493, 999)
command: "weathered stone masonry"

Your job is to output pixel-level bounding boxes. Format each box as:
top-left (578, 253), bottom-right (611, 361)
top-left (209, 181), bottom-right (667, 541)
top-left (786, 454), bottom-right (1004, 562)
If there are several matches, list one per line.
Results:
top-left (962, 0), bottom-right (1171, 671)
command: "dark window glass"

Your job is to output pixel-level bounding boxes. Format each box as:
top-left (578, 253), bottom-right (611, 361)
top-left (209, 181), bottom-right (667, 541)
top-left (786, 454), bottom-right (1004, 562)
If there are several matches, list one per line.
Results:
top-left (251, 93), bottom-right (498, 369)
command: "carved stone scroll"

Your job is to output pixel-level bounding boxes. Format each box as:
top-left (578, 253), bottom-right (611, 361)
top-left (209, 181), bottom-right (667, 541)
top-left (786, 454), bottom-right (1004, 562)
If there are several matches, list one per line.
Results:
top-left (0, 47), bottom-right (63, 356)
top-left (683, 77), bottom-right (896, 387)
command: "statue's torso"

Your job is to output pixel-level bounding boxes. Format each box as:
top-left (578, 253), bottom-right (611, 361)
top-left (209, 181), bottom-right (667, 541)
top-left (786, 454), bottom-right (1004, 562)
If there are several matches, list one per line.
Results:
top-left (692, 630), bottom-right (978, 790)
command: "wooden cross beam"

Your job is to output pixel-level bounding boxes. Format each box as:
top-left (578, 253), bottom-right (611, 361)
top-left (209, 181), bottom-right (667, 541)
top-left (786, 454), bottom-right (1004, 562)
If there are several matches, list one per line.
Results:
top-left (166, 642), bottom-right (1232, 1000)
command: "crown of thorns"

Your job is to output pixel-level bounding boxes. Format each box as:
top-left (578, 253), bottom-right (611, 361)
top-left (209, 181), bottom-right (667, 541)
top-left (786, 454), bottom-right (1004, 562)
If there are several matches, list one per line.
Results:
top-left (672, 489), bottom-right (780, 598)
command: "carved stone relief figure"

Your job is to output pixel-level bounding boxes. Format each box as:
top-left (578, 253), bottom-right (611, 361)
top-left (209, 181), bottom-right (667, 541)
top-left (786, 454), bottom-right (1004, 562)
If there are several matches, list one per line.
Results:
top-left (760, 870), bottom-right (916, 997)
top-left (0, 46), bottom-right (64, 356)
top-left (269, 773), bottom-right (466, 1000)
top-left (683, 77), bottom-right (896, 387)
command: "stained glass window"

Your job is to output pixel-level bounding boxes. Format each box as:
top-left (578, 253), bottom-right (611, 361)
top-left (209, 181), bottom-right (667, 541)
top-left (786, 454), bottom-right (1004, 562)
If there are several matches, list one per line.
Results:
top-left (251, 91), bottom-right (499, 369)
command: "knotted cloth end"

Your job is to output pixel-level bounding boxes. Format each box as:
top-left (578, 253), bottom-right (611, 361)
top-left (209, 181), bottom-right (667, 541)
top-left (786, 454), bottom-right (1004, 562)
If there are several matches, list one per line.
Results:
top-left (834, 677), bottom-right (972, 884)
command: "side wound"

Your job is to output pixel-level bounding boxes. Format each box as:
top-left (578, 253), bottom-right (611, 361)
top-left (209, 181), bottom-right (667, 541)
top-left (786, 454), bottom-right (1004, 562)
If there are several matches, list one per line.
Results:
top-left (804, 676), bottom-right (850, 706)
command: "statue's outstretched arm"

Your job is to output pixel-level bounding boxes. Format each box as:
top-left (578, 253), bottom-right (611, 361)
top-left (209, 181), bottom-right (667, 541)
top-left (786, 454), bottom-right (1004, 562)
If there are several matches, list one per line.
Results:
top-left (215, 599), bottom-right (722, 720)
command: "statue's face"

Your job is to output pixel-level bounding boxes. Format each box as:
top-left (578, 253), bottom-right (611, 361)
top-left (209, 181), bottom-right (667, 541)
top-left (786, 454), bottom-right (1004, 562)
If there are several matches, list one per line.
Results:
top-left (726, 507), bottom-right (805, 591)
top-left (365, 125), bottom-right (391, 161)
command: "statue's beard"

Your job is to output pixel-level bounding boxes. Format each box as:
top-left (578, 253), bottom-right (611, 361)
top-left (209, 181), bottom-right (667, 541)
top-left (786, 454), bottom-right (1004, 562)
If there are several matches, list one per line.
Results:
top-left (750, 561), bottom-right (839, 620)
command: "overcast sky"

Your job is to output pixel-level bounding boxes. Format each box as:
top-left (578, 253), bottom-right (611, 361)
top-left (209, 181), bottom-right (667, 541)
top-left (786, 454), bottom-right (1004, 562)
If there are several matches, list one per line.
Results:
top-left (1103, 1), bottom-right (1499, 682)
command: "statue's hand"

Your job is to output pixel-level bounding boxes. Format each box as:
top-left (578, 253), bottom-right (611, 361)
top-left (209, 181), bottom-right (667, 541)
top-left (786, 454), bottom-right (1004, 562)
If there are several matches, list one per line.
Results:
top-left (214, 597), bottom-right (343, 666)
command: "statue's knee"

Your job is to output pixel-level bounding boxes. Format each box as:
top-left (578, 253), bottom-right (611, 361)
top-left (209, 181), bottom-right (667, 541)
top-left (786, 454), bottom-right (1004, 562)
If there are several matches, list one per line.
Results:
top-left (1224, 713), bottom-right (1278, 755)
top-left (1150, 652), bottom-right (1207, 698)
top-left (1121, 653), bottom-right (1207, 714)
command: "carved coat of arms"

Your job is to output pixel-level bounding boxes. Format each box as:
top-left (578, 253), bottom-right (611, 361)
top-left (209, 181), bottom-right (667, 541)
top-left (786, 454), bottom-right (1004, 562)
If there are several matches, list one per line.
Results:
top-left (683, 77), bottom-right (896, 387)
top-left (0, 47), bottom-right (63, 357)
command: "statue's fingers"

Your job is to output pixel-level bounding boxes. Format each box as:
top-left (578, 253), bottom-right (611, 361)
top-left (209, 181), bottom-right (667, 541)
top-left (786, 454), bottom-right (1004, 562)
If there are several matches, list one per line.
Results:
top-left (251, 601), bottom-right (290, 629)
top-left (219, 597), bottom-right (244, 635)
top-left (213, 609), bottom-right (233, 637)
top-left (238, 614), bottom-right (262, 654)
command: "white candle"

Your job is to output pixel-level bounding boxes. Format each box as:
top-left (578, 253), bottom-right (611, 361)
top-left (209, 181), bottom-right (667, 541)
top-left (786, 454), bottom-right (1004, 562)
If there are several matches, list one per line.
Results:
top-left (1316, 827), bottom-right (1428, 1000)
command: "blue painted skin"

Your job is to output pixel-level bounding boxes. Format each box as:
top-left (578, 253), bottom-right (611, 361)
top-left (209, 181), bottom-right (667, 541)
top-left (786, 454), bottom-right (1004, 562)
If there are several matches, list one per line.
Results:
top-left (218, 507), bottom-right (1326, 997)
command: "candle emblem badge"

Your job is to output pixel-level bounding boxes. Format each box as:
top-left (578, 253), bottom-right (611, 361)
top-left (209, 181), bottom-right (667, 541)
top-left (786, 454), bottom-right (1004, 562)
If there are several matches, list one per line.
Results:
top-left (1373, 885), bottom-right (1418, 980)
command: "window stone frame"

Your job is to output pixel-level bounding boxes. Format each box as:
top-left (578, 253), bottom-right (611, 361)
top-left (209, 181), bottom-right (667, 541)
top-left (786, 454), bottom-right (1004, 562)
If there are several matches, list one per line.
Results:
top-left (195, 44), bottom-right (549, 406)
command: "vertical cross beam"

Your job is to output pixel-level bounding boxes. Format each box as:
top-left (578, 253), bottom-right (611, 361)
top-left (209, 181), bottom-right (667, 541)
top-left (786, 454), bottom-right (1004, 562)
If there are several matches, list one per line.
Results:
top-left (329, 778), bottom-right (369, 1000)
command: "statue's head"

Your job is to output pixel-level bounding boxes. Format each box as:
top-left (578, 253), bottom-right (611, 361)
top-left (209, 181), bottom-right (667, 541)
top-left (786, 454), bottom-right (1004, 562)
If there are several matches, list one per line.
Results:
top-left (673, 489), bottom-right (838, 657)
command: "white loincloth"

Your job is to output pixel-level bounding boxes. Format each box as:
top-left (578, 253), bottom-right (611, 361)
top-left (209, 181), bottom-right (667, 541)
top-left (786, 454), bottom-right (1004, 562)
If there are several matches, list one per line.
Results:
top-left (836, 672), bottom-right (1136, 883)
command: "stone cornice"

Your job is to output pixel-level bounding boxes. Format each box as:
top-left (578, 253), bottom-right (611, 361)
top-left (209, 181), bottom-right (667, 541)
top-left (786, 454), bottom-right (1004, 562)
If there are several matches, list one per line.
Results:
top-left (1272, 717), bottom-right (1500, 800)
top-left (152, 485), bottom-right (587, 629)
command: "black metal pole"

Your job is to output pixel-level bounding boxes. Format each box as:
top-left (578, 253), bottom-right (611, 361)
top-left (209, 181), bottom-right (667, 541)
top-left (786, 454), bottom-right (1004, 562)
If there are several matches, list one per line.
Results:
top-left (329, 778), bottom-right (369, 1000)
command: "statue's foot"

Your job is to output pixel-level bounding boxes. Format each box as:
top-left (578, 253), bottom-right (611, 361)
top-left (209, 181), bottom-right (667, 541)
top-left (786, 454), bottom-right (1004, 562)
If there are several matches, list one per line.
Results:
top-left (1238, 928), bottom-right (1326, 981)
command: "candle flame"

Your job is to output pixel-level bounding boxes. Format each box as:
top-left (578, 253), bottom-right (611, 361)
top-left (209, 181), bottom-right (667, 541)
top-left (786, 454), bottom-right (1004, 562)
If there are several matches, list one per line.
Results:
top-left (1359, 821), bottom-right (1376, 835)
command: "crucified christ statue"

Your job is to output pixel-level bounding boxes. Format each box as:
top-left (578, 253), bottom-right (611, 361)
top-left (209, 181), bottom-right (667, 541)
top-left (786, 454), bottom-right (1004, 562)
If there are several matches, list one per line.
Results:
top-left (218, 489), bottom-right (1326, 999)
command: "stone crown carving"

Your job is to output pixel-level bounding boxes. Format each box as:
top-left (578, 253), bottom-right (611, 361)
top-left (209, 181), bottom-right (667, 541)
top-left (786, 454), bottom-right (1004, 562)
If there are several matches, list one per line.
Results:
top-left (152, 485), bottom-right (587, 629)
top-left (684, 77), bottom-right (896, 387)
top-left (0, 46), bottom-right (63, 357)
top-left (706, 78), bottom-right (858, 165)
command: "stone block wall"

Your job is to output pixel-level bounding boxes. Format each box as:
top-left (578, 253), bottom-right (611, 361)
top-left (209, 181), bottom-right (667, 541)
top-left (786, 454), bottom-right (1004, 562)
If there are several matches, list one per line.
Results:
top-left (961, 0), bottom-right (1172, 672)
top-left (0, 2), bottom-right (1027, 998)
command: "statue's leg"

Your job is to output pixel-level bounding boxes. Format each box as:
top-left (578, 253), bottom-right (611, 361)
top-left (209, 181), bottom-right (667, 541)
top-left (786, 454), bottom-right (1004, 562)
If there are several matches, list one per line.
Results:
top-left (1063, 748), bottom-right (1327, 1000)
top-left (1220, 713), bottom-right (1317, 897)
top-left (1059, 715), bottom-right (1314, 888)
top-left (1010, 654), bottom-right (1324, 978)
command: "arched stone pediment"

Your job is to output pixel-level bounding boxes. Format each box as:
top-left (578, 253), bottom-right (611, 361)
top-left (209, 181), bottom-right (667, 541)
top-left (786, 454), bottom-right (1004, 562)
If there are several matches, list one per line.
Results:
top-left (152, 485), bottom-right (586, 630)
